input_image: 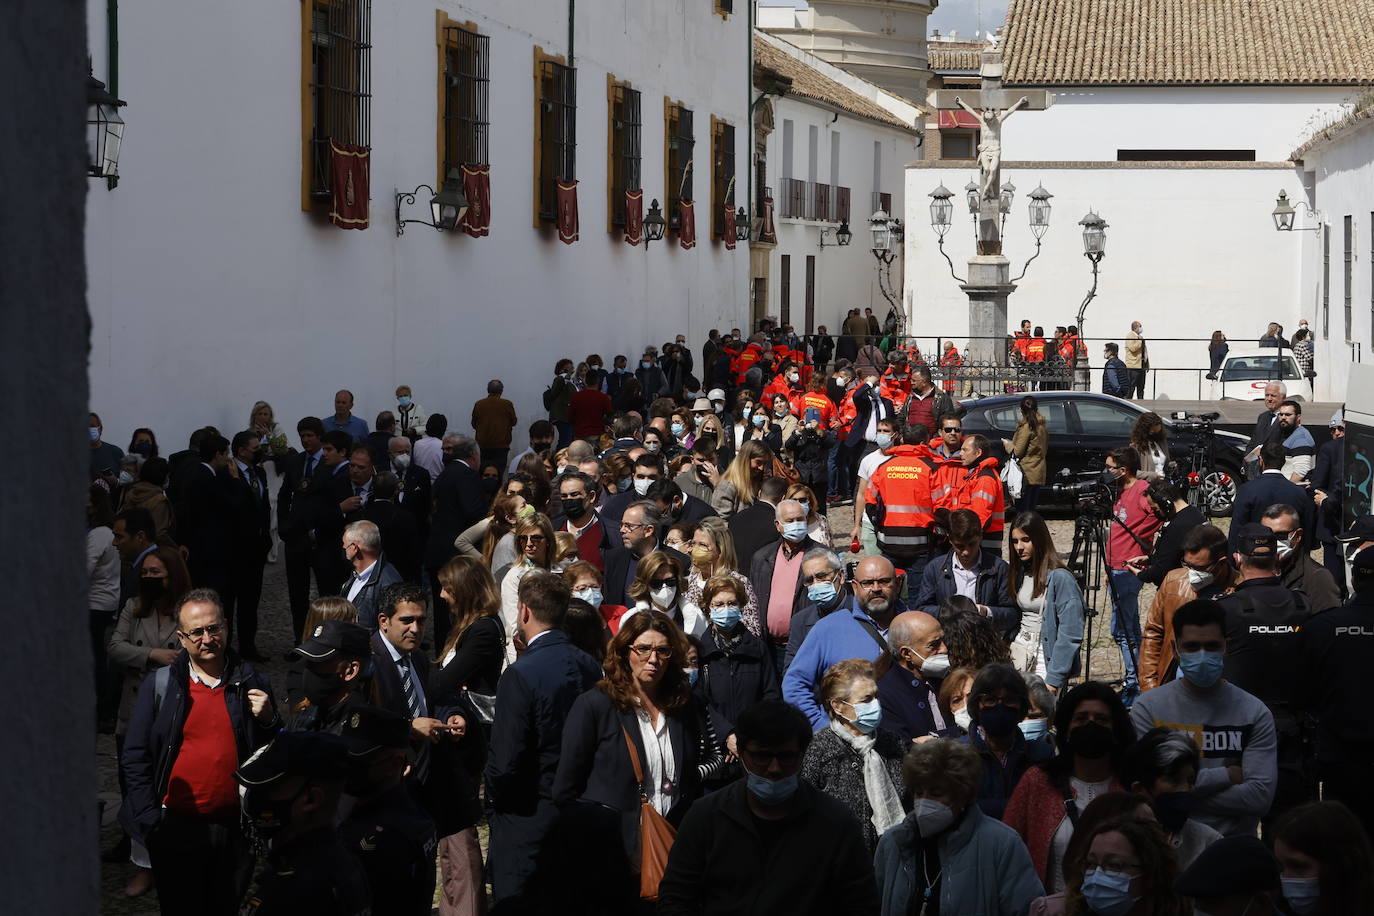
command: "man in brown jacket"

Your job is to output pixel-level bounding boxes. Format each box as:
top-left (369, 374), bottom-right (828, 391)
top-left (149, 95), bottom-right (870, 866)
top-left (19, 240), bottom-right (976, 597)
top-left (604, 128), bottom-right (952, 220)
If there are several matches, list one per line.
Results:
top-left (1139, 524), bottom-right (1232, 691)
top-left (471, 379), bottom-right (517, 473)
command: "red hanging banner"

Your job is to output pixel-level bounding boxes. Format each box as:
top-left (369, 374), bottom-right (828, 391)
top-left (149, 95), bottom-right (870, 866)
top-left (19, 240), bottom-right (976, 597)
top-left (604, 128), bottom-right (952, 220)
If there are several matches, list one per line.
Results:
top-left (677, 199), bottom-right (696, 250)
top-left (556, 179), bottom-right (579, 245)
top-left (328, 140), bottom-right (371, 230)
top-left (722, 205), bottom-right (737, 251)
top-left (759, 196), bottom-right (777, 244)
top-left (459, 164), bottom-right (491, 238)
top-left (624, 189), bottom-right (644, 246)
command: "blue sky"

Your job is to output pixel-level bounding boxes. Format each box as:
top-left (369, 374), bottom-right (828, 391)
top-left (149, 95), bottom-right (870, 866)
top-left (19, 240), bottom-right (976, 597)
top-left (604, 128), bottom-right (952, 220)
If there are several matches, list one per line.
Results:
top-left (759, 1), bottom-right (1010, 39)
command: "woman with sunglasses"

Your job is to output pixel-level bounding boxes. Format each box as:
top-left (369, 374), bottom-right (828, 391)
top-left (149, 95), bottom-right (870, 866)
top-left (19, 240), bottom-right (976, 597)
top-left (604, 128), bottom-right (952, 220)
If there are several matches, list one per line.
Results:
top-left (554, 611), bottom-right (724, 907)
top-left (622, 551), bottom-right (705, 638)
top-left (498, 512), bottom-right (557, 663)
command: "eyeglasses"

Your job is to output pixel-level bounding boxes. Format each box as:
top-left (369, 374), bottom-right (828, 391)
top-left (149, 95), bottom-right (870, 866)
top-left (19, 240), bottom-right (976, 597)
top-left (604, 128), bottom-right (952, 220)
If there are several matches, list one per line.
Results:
top-left (619, 522), bottom-right (648, 532)
top-left (516, 534), bottom-right (546, 544)
top-left (801, 570), bottom-right (836, 585)
top-left (855, 577), bottom-right (894, 588)
top-left (977, 695), bottom-right (1022, 710)
top-left (1083, 859), bottom-right (1142, 876)
top-left (179, 623), bottom-right (225, 641)
top-left (629, 645), bottom-right (673, 660)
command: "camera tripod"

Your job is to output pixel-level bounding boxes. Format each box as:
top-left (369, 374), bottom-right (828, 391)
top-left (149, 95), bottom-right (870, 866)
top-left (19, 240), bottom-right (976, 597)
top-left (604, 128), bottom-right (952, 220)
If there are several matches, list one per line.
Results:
top-left (1064, 505), bottom-right (1120, 687)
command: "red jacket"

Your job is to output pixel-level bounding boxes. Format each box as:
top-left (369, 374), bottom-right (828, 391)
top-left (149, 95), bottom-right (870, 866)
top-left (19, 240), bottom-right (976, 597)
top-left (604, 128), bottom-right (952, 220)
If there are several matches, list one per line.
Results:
top-left (927, 439), bottom-right (963, 511)
top-left (938, 350), bottom-right (962, 392)
top-left (879, 367), bottom-right (912, 405)
top-left (733, 342), bottom-right (764, 384)
top-left (1004, 766), bottom-right (1125, 884)
top-left (865, 443), bottom-right (937, 565)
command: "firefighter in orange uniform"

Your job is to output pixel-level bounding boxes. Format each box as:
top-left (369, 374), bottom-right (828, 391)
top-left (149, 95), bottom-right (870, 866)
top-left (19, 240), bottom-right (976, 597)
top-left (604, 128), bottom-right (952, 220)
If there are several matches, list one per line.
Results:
top-left (928, 416), bottom-right (965, 512)
top-left (1026, 327), bottom-right (1047, 364)
top-left (879, 354), bottom-right (913, 406)
top-left (733, 333), bottom-right (766, 387)
top-left (952, 434), bottom-right (1006, 552)
top-left (865, 420), bottom-right (939, 591)
top-left (938, 341), bottom-right (963, 394)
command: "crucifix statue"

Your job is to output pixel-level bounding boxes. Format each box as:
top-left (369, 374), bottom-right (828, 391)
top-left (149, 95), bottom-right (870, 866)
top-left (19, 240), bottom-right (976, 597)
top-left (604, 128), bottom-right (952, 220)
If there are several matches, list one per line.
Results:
top-left (931, 50), bottom-right (1053, 255)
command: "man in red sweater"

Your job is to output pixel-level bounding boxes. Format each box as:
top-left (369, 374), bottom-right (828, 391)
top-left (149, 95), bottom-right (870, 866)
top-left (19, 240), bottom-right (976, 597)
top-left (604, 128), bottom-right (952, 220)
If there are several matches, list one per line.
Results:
top-left (119, 589), bottom-right (279, 914)
top-left (567, 382), bottom-right (612, 442)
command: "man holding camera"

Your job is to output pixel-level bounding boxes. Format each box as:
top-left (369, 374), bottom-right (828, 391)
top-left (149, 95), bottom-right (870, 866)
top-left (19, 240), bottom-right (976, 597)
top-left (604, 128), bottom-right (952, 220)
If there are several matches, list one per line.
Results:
top-left (1105, 446), bottom-right (1163, 707)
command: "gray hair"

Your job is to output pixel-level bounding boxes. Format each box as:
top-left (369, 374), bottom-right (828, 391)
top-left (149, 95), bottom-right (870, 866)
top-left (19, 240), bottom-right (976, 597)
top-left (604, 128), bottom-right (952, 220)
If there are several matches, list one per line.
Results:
top-left (344, 520), bottom-right (382, 554)
top-left (774, 498), bottom-right (804, 521)
top-left (388, 436), bottom-right (411, 452)
top-left (442, 433), bottom-right (479, 462)
top-left (1265, 381), bottom-right (1288, 396)
top-left (802, 547), bottom-right (844, 572)
top-left (1261, 503), bottom-right (1302, 527)
top-left (626, 499), bottom-right (663, 534)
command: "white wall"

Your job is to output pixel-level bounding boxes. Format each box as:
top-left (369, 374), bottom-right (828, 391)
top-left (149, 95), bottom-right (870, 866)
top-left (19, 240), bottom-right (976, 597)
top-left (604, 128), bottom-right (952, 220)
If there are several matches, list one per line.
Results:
top-left (765, 92), bottom-right (917, 331)
top-left (903, 162), bottom-right (1325, 399)
top-left (86, 0), bottom-right (749, 452)
top-left (1301, 115), bottom-right (1374, 391)
top-left (999, 87), bottom-right (1356, 163)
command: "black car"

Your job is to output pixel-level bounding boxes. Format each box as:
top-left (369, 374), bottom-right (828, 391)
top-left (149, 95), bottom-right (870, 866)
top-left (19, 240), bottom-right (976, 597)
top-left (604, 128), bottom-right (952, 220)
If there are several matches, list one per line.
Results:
top-left (956, 392), bottom-right (1248, 516)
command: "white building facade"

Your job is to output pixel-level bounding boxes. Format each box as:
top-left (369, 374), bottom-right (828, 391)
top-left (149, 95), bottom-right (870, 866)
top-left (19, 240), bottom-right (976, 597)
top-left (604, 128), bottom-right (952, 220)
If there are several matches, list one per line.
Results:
top-left (751, 31), bottom-right (922, 334)
top-left (86, 0), bottom-right (751, 450)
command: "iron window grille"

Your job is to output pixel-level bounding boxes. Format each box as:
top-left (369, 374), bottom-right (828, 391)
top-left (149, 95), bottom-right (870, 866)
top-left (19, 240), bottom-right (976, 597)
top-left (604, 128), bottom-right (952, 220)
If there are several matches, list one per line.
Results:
top-left (813, 183), bottom-right (830, 222)
top-left (782, 177), bottom-right (806, 218)
top-left (610, 83), bottom-right (642, 226)
top-left (712, 120), bottom-right (735, 239)
top-left (443, 25), bottom-right (490, 174)
top-left (836, 186), bottom-right (851, 222)
top-left (309, 0), bottom-right (372, 198)
top-left (667, 104), bottom-right (694, 229)
top-left (537, 59), bottom-right (576, 221)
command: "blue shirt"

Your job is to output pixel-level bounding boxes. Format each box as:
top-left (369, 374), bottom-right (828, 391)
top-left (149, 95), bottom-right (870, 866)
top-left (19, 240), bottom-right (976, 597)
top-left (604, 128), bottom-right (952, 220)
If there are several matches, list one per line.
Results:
top-left (323, 413), bottom-right (370, 443)
top-left (782, 596), bottom-right (892, 729)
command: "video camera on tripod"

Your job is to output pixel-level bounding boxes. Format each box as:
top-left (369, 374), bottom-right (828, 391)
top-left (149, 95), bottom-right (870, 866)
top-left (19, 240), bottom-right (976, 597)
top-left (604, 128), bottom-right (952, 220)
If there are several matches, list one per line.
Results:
top-left (1049, 466), bottom-right (1117, 517)
top-left (1168, 410), bottom-right (1220, 432)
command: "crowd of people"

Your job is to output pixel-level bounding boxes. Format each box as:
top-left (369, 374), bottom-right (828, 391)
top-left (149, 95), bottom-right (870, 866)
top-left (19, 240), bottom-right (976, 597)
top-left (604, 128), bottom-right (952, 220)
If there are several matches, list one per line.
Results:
top-left (85, 317), bottom-right (1374, 915)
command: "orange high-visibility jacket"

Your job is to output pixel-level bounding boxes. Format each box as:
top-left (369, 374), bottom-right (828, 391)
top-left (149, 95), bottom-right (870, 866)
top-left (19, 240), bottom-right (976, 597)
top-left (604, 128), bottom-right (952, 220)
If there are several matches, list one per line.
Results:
top-left (953, 456), bottom-right (1006, 550)
top-left (865, 443), bottom-right (937, 565)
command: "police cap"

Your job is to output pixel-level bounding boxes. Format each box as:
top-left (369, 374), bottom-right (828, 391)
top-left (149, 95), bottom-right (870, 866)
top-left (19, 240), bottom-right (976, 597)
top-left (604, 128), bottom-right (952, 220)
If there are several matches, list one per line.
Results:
top-left (1175, 835), bottom-right (1278, 897)
top-left (236, 731), bottom-right (349, 787)
top-left (1337, 515), bottom-right (1374, 544)
top-left (1352, 545), bottom-right (1374, 574)
top-left (1234, 523), bottom-right (1277, 558)
top-left (340, 706), bottom-right (411, 756)
top-left (292, 619), bottom-right (372, 661)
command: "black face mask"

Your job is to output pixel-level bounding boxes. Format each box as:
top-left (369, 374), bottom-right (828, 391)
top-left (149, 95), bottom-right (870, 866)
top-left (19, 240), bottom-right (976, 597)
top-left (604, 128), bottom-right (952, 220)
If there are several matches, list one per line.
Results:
top-left (979, 704), bottom-right (1022, 740)
top-left (131, 441), bottom-right (154, 457)
top-left (561, 496), bottom-right (586, 518)
top-left (481, 477), bottom-right (500, 495)
top-left (301, 668), bottom-right (345, 708)
top-left (1152, 791), bottom-right (1197, 833)
top-left (138, 576), bottom-right (167, 605)
top-left (532, 441), bottom-right (553, 453)
top-left (1068, 721), bottom-right (1115, 760)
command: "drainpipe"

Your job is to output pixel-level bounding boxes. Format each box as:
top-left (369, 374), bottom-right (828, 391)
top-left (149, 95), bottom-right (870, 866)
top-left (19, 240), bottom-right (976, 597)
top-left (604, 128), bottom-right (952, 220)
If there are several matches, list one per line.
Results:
top-left (568, 0), bottom-right (574, 66)
top-left (746, 1), bottom-right (752, 220)
top-left (107, 0), bottom-right (120, 189)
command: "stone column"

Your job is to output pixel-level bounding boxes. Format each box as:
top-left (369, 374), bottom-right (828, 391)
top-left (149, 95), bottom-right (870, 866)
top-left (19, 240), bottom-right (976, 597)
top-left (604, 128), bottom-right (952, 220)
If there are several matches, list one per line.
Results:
top-left (961, 255), bottom-right (1015, 395)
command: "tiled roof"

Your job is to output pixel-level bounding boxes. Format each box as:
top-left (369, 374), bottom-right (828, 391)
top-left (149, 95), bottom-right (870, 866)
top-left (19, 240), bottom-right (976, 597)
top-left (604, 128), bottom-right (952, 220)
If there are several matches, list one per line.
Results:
top-left (929, 47), bottom-right (984, 72)
top-left (1002, 0), bottom-right (1374, 86)
top-left (754, 35), bottom-right (919, 132)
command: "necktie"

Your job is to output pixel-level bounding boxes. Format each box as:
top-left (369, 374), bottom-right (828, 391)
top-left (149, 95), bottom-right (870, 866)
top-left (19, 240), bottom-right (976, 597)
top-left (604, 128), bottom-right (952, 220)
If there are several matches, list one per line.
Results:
top-left (304, 455), bottom-right (315, 477)
top-left (355, 485), bottom-right (364, 500)
top-left (399, 657), bottom-right (422, 720)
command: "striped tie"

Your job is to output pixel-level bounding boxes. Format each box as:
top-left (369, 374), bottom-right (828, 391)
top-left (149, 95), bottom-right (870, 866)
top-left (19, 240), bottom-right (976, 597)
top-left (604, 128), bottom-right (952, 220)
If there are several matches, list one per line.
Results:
top-left (399, 657), bottom-right (422, 720)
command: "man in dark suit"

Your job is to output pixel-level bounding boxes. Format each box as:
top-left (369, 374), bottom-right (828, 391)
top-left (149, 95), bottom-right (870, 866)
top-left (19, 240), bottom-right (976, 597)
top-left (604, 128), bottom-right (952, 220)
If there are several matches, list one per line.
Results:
top-left (276, 417), bottom-right (326, 646)
top-left (425, 434), bottom-right (489, 637)
top-left (363, 472), bottom-right (422, 581)
top-left (748, 498), bottom-right (827, 660)
top-left (343, 520), bottom-right (405, 629)
top-left (1229, 441), bottom-right (1316, 556)
top-left (112, 506), bottom-right (160, 610)
top-left (600, 453), bottom-right (664, 549)
top-left (602, 501), bottom-right (691, 606)
top-left (485, 572), bottom-right (601, 912)
top-left (1309, 412), bottom-right (1347, 598)
top-left (167, 425), bottom-right (219, 527)
top-left (387, 436), bottom-right (433, 545)
top-left (307, 430), bottom-right (356, 600)
top-left (225, 430), bottom-right (272, 660)
top-left (646, 478), bottom-right (717, 533)
top-left (182, 433), bottom-right (237, 598)
top-left (728, 477), bottom-right (790, 574)
top-left (1243, 382), bottom-right (1287, 474)
top-left (366, 411), bottom-right (397, 472)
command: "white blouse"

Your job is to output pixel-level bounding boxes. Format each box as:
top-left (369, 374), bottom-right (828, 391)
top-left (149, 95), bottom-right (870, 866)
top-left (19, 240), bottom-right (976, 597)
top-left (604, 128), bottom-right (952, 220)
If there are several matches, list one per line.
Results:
top-left (635, 706), bottom-right (678, 816)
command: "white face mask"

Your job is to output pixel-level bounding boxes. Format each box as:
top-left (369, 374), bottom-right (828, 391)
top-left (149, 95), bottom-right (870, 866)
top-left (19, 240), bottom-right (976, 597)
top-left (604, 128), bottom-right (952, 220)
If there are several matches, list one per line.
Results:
top-left (1186, 567), bottom-right (1214, 590)
top-left (911, 798), bottom-right (955, 836)
top-left (954, 707), bottom-right (972, 731)
top-left (117, 471), bottom-right (135, 487)
top-left (633, 477), bottom-right (652, 496)
top-left (1276, 536), bottom-right (1296, 560)
top-left (391, 453), bottom-right (411, 471)
top-left (917, 652), bottom-right (950, 678)
top-left (650, 584), bottom-right (677, 607)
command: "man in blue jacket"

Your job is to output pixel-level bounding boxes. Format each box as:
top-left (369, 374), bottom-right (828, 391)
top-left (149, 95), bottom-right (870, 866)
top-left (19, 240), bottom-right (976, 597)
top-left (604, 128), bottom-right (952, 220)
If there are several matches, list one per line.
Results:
top-left (912, 515), bottom-right (1018, 638)
top-left (484, 572), bottom-right (601, 912)
top-left (1228, 442), bottom-right (1315, 556)
top-left (119, 589), bottom-right (280, 915)
top-left (1102, 342), bottom-right (1130, 398)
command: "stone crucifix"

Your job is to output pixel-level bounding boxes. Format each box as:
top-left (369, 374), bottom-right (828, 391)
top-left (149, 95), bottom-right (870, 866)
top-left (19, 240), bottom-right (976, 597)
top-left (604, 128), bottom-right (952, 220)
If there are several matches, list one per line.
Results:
top-left (930, 51), bottom-right (1054, 255)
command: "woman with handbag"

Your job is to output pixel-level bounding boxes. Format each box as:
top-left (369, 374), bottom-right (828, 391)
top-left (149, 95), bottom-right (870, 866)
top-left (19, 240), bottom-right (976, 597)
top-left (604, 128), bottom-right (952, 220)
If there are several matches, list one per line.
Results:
top-left (432, 555), bottom-right (504, 916)
top-left (554, 611), bottom-right (724, 910)
top-left (1003, 395), bottom-right (1049, 512)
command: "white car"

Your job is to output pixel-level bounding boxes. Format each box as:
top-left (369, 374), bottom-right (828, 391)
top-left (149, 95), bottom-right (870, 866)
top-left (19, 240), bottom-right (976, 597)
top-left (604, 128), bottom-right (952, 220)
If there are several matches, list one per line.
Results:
top-left (1211, 348), bottom-right (1313, 401)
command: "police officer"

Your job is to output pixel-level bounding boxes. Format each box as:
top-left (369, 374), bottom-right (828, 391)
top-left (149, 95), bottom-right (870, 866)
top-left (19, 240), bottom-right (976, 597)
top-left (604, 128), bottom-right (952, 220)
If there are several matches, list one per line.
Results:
top-left (1216, 523), bottom-right (1314, 830)
top-left (339, 706), bottom-right (438, 916)
top-left (1297, 545), bottom-right (1374, 840)
top-left (286, 619), bottom-right (373, 730)
top-left (236, 731), bottom-right (371, 915)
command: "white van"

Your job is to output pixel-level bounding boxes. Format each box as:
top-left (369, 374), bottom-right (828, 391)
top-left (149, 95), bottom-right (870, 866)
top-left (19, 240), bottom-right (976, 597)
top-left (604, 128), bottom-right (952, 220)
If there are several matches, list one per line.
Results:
top-left (1211, 348), bottom-right (1314, 401)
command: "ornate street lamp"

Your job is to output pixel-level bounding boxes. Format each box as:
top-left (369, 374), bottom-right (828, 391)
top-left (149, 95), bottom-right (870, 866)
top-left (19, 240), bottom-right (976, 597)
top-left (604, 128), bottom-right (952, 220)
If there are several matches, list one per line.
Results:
top-left (999, 180), bottom-right (1016, 216)
top-left (395, 169), bottom-right (469, 237)
top-left (820, 220), bottom-right (853, 248)
top-left (1080, 210), bottom-right (1108, 261)
top-left (1028, 184), bottom-right (1053, 240)
top-left (1270, 189), bottom-right (1321, 232)
top-left (644, 199), bottom-right (667, 244)
top-left (964, 180), bottom-right (980, 217)
top-left (870, 209), bottom-right (893, 263)
top-left (87, 72), bottom-right (126, 179)
top-left (929, 184), bottom-right (954, 239)
top-left (734, 206), bottom-right (750, 241)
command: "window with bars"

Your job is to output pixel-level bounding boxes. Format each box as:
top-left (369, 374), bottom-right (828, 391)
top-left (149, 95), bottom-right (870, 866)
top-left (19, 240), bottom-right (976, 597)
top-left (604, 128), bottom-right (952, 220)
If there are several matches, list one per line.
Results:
top-left (1344, 215), bottom-right (1354, 341)
top-left (535, 55), bottom-right (576, 222)
top-left (782, 177), bottom-right (806, 218)
top-left (666, 102), bottom-right (694, 229)
top-left (1322, 224), bottom-right (1330, 338)
top-left (441, 24), bottom-right (489, 178)
top-left (306, 0), bottom-right (372, 200)
top-left (712, 118), bottom-right (735, 240)
top-left (609, 81), bottom-right (642, 228)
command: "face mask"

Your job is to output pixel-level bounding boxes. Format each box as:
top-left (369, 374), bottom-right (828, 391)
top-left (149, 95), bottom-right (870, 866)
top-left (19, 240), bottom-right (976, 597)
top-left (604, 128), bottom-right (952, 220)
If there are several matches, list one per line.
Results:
top-left (709, 605), bottom-right (742, 629)
top-left (1080, 867), bottom-right (1138, 916)
top-left (782, 520), bottom-right (809, 542)
top-left (752, 414), bottom-right (767, 428)
top-left (807, 580), bottom-right (837, 604)
top-left (633, 477), bottom-right (652, 496)
top-left (131, 441), bottom-right (154, 457)
top-left (1280, 876), bottom-right (1320, 915)
top-left (746, 769), bottom-right (799, 805)
top-left (954, 707), bottom-right (973, 731)
top-left (397, 396), bottom-right (412, 408)
top-left (1276, 536), bottom-right (1296, 560)
top-left (117, 470), bottom-right (135, 486)
top-left (89, 427), bottom-right (102, 444)
top-left (1187, 567), bottom-right (1215, 590)
top-left (481, 477), bottom-right (500, 495)
top-left (796, 500), bottom-right (810, 516)
top-left (845, 698), bottom-right (883, 734)
top-left (774, 406), bottom-right (789, 418)
top-left (561, 497), bottom-right (586, 518)
top-left (1019, 718), bottom-right (1050, 742)
top-left (645, 441), bottom-right (662, 454)
top-left (590, 363), bottom-right (602, 371)
top-left (918, 652), bottom-right (950, 679)
top-left (690, 545), bottom-right (714, 567)
top-left (670, 422), bottom-right (686, 438)
top-left (517, 504), bottom-right (536, 520)
top-left (1069, 721), bottom-right (1116, 760)
top-left (876, 433), bottom-right (894, 450)
top-left (641, 361), bottom-right (652, 370)
top-left (617, 477), bottom-right (633, 493)
top-left (650, 584), bottom-right (677, 607)
top-left (301, 668), bottom-right (345, 707)
top-left (1152, 791), bottom-right (1197, 833)
top-left (1178, 649), bottom-right (1224, 688)
top-left (742, 407), bottom-right (753, 421)
top-left (138, 576), bottom-right (167, 605)
top-left (390, 453), bottom-right (411, 472)
top-left (573, 587), bottom-right (603, 607)
top-left (912, 798), bottom-right (955, 836)
top-left (979, 703), bottom-right (1022, 740)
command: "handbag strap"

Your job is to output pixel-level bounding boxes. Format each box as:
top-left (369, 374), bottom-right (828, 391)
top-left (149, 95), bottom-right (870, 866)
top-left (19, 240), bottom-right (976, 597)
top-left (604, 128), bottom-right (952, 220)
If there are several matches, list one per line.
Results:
top-left (621, 726), bottom-right (650, 801)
